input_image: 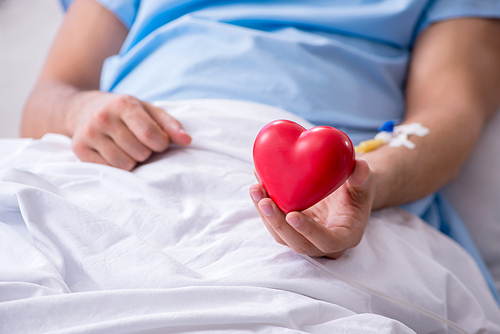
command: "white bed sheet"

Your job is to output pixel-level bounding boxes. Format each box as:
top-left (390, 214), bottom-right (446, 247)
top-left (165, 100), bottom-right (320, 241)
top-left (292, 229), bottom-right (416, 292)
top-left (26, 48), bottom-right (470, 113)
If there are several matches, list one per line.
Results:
top-left (0, 99), bottom-right (498, 333)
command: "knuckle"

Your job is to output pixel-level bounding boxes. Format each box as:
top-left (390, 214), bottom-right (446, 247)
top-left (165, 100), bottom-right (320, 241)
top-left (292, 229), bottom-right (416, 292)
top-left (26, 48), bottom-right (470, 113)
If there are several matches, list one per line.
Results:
top-left (141, 127), bottom-right (169, 152)
top-left (71, 142), bottom-right (95, 163)
top-left (122, 160), bottom-right (137, 171)
top-left (111, 94), bottom-right (138, 110)
top-left (78, 125), bottom-right (96, 141)
top-left (71, 140), bottom-right (87, 156)
top-left (142, 125), bottom-right (159, 141)
top-left (111, 154), bottom-right (136, 171)
top-left (92, 108), bottom-right (112, 128)
top-left (136, 149), bottom-right (152, 162)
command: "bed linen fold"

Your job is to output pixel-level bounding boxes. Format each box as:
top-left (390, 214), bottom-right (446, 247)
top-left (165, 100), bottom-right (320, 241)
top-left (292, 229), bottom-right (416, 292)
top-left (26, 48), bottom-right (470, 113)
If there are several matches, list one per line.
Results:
top-left (0, 99), bottom-right (498, 333)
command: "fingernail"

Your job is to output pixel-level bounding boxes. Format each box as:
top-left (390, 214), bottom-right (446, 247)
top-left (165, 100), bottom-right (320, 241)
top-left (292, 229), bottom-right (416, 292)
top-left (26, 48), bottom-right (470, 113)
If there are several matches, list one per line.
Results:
top-left (250, 189), bottom-right (263, 202)
top-left (287, 216), bottom-right (301, 227)
top-left (259, 202), bottom-right (273, 216)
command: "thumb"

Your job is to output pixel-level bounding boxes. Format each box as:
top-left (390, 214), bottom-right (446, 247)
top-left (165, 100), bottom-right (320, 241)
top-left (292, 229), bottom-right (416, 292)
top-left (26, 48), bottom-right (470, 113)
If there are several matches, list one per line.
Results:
top-left (346, 159), bottom-right (374, 207)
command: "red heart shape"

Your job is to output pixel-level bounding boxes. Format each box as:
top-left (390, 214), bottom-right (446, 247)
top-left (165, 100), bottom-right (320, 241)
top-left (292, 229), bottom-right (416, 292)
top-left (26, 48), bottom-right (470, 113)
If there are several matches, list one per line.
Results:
top-left (253, 120), bottom-right (355, 213)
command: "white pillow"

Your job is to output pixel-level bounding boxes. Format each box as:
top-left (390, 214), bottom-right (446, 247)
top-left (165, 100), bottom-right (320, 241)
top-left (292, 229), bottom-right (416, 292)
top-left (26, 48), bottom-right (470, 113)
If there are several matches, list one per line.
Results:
top-left (443, 107), bottom-right (500, 290)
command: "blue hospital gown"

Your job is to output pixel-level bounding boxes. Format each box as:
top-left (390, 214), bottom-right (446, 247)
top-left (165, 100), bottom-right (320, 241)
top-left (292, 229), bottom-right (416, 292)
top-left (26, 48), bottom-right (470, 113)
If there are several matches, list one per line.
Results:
top-left (61, 0), bottom-right (500, 301)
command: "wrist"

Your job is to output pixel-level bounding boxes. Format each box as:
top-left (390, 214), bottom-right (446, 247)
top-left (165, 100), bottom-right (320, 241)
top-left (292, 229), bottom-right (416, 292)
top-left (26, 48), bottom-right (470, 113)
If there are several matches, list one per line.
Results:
top-left (362, 150), bottom-right (402, 211)
top-left (63, 89), bottom-right (104, 138)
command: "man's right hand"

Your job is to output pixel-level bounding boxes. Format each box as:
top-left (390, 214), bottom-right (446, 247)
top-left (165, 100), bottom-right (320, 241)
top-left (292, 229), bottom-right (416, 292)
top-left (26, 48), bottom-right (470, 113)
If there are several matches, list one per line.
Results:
top-left (68, 91), bottom-right (192, 170)
top-left (20, 0), bottom-right (194, 171)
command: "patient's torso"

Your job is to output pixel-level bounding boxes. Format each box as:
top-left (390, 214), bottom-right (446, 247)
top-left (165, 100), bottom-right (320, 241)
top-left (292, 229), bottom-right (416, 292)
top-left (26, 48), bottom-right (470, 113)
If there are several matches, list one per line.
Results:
top-left (94, 0), bottom-right (496, 143)
top-left (98, 0), bottom-right (443, 144)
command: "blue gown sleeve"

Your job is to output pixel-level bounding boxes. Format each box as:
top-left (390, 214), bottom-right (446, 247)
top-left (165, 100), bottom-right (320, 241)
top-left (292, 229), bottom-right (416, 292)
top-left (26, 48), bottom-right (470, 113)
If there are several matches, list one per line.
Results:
top-left (416, 0), bottom-right (500, 37)
top-left (59, 0), bottom-right (140, 30)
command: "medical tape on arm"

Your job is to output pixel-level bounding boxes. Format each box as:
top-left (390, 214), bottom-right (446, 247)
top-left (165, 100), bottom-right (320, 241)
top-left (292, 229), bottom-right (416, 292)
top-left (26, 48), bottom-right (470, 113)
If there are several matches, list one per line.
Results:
top-left (355, 121), bottom-right (430, 154)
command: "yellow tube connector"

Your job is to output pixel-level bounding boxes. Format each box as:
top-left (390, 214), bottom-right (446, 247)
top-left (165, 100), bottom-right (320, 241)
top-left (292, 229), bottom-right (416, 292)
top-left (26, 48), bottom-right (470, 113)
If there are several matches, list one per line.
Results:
top-left (354, 138), bottom-right (385, 154)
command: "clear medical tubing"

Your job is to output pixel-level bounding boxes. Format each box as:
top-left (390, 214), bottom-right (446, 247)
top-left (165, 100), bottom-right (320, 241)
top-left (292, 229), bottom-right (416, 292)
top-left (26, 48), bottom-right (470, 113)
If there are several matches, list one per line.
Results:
top-left (300, 254), bottom-right (470, 334)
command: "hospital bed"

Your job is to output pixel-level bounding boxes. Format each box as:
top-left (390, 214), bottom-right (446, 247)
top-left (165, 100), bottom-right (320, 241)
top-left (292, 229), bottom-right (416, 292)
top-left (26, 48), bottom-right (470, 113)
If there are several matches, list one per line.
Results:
top-left (0, 99), bottom-right (499, 333)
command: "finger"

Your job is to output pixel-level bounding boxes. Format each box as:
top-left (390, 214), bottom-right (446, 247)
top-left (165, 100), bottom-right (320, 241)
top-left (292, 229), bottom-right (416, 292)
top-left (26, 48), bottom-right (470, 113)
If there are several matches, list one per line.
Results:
top-left (108, 121), bottom-right (153, 162)
top-left (87, 135), bottom-right (137, 171)
top-left (249, 183), bottom-right (266, 202)
top-left (286, 211), bottom-right (361, 258)
top-left (253, 169), bottom-right (262, 184)
top-left (249, 184), bottom-right (284, 244)
top-left (142, 101), bottom-right (192, 146)
top-left (72, 141), bottom-right (110, 166)
top-left (257, 198), bottom-right (323, 256)
top-left (119, 99), bottom-right (171, 152)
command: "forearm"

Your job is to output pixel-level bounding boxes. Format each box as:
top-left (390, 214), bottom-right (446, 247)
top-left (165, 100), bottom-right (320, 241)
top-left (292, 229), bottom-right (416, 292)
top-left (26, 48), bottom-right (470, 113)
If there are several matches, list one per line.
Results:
top-left (20, 0), bottom-right (127, 139)
top-left (363, 18), bottom-right (500, 210)
top-left (363, 105), bottom-right (485, 209)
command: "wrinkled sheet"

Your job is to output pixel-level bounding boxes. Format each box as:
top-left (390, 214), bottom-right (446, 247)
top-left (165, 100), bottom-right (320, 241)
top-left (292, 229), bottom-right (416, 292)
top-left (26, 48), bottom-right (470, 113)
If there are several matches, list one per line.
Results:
top-left (0, 99), bottom-right (499, 334)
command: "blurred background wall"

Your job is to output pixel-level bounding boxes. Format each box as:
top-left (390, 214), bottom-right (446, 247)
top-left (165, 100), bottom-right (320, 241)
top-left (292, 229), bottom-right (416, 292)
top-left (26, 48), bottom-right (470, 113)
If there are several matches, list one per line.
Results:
top-left (0, 0), bottom-right (62, 138)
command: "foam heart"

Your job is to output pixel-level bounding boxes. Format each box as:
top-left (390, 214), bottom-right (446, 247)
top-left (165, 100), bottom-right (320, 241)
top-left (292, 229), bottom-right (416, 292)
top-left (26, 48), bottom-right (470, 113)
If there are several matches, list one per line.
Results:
top-left (253, 120), bottom-right (355, 213)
